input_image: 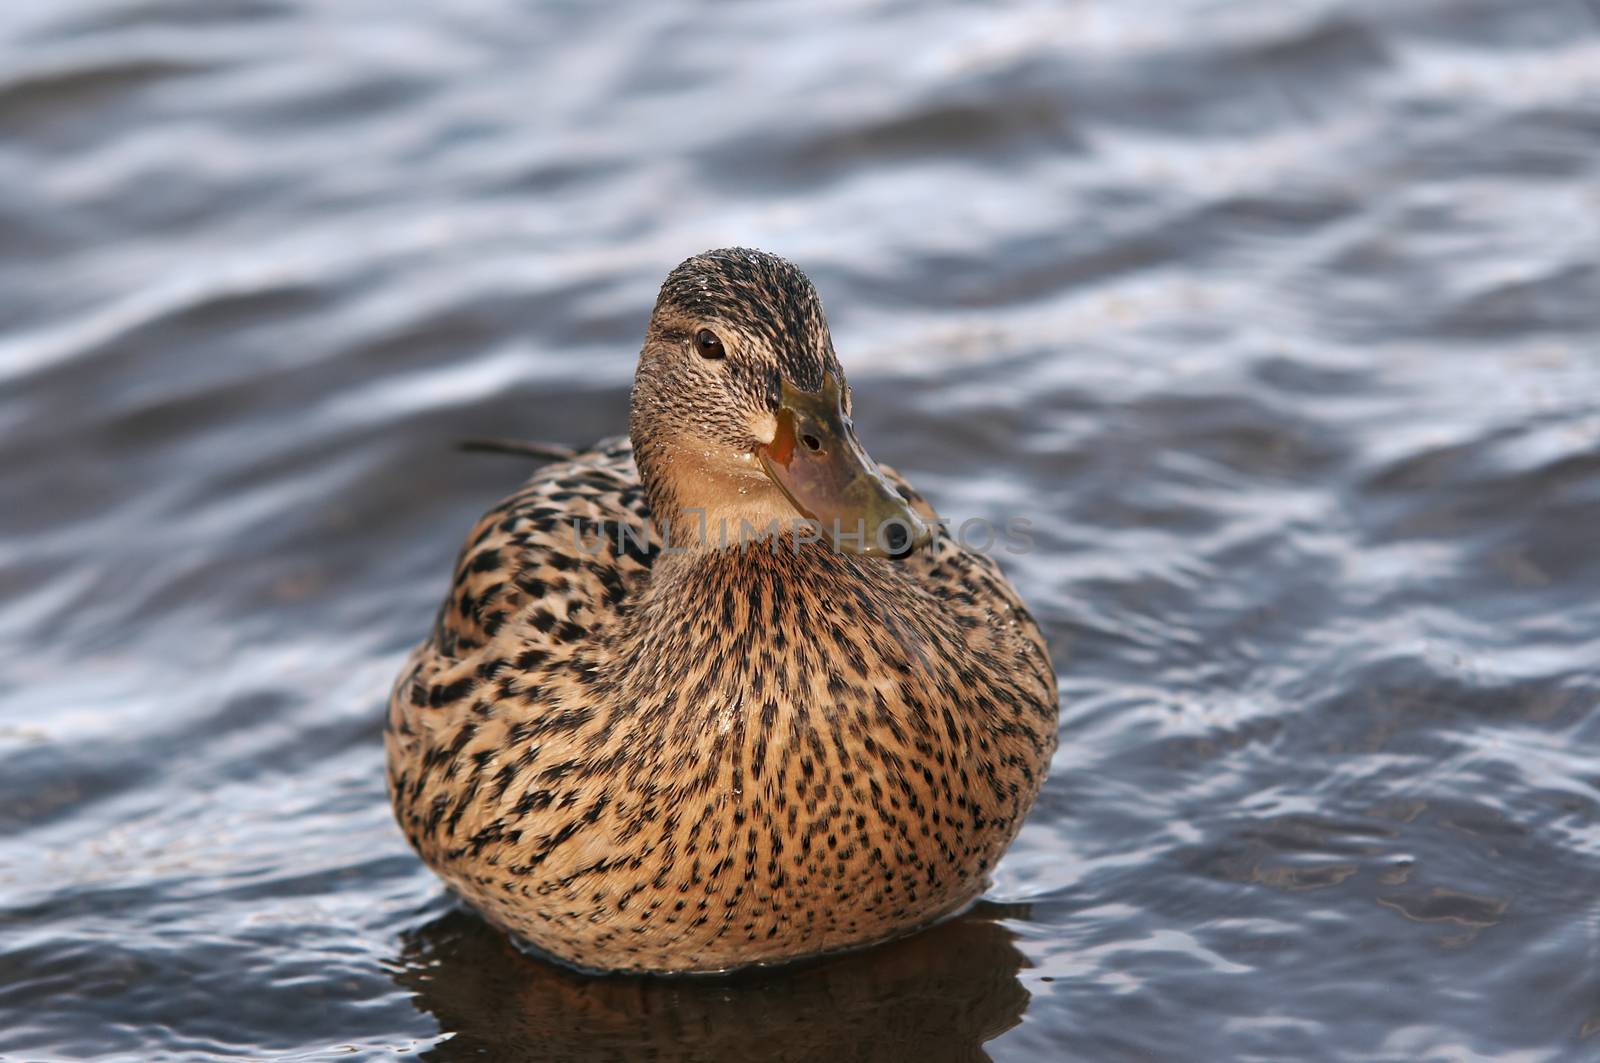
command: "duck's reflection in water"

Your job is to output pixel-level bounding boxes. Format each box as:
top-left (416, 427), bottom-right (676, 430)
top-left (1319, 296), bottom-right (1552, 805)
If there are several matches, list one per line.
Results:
top-left (395, 901), bottom-right (1033, 1062)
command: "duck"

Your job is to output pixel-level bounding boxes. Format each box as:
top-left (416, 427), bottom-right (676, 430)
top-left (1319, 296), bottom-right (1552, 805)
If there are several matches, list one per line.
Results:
top-left (386, 248), bottom-right (1058, 974)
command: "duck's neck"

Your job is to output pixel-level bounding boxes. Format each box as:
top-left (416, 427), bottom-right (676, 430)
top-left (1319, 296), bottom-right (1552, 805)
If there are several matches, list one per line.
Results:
top-left (615, 539), bottom-right (912, 694)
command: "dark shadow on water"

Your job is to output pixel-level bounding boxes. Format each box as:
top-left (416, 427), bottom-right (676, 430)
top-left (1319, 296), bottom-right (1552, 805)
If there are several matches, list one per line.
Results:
top-left (393, 901), bottom-right (1033, 1063)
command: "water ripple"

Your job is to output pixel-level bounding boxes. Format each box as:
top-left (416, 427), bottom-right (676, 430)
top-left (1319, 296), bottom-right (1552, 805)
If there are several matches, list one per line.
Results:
top-left (3, 0), bottom-right (1599, 1060)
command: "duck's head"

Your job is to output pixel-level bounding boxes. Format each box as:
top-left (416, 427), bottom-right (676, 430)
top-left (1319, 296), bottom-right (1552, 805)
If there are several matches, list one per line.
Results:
top-left (630, 248), bottom-right (929, 558)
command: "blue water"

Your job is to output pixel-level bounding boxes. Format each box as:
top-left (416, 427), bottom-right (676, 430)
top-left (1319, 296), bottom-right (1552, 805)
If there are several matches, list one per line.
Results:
top-left (2, 1), bottom-right (1599, 1059)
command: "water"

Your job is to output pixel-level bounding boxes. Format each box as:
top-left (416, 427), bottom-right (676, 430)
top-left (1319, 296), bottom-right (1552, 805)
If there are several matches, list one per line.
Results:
top-left (2, 0), bottom-right (1598, 1058)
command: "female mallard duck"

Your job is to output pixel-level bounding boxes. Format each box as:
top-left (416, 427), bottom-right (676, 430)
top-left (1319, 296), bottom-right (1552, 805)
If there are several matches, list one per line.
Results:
top-left (387, 248), bottom-right (1058, 974)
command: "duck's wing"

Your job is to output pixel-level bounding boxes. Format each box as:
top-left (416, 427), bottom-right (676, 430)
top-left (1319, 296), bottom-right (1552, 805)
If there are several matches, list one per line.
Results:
top-left (387, 435), bottom-right (655, 739)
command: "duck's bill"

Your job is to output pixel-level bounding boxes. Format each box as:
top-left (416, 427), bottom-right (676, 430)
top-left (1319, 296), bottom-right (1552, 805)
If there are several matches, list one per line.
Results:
top-left (757, 372), bottom-right (930, 559)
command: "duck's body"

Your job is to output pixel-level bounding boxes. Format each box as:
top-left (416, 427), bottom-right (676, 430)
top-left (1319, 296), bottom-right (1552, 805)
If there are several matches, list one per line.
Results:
top-left (386, 250), bottom-right (1057, 973)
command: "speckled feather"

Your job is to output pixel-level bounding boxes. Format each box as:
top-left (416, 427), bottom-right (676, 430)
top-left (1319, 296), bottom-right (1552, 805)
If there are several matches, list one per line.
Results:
top-left (386, 252), bottom-right (1058, 973)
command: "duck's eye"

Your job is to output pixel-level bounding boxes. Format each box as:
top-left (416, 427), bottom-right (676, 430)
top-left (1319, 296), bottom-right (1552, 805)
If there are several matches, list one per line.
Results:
top-left (693, 329), bottom-right (726, 359)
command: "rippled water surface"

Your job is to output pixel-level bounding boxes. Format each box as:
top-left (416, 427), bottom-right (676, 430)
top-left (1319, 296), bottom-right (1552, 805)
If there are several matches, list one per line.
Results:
top-left (3, 1), bottom-right (1600, 1059)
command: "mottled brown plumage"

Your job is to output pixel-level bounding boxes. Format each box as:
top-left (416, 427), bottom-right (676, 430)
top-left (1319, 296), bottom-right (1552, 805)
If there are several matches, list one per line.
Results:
top-left (386, 249), bottom-right (1058, 973)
